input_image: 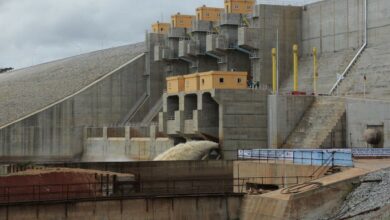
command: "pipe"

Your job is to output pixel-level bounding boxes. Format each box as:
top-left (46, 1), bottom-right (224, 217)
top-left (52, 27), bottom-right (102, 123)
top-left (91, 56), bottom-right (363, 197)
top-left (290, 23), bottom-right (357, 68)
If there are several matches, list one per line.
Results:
top-left (293, 44), bottom-right (299, 92)
top-left (313, 47), bottom-right (318, 95)
top-left (328, 0), bottom-right (367, 95)
top-left (272, 48), bottom-right (277, 94)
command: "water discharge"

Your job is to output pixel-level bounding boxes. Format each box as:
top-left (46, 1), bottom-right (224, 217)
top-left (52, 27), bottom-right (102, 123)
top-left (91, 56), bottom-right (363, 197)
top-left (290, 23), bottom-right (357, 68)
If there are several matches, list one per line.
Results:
top-left (154, 141), bottom-right (219, 161)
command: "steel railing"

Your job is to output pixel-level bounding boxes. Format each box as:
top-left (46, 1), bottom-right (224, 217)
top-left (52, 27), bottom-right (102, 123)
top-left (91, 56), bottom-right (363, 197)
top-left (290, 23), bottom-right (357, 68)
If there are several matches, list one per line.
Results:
top-left (233, 149), bottom-right (353, 167)
top-left (0, 176), bottom-right (315, 205)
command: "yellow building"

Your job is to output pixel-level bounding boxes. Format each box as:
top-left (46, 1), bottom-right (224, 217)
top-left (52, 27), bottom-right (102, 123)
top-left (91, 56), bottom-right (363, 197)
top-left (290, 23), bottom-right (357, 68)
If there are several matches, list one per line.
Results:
top-left (151, 22), bottom-right (170, 34)
top-left (196, 5), bottom-right (224, 22)
top-left (166, 75), bottom-right (185, 94)
top-left (224, 0), bottom-right (255, 14)
top-left (171, 13), bottom-right (195, 28)
top-left (184, 73), bottom-right (200, 92)
top-left (199, 71), bottom-right (248, 90)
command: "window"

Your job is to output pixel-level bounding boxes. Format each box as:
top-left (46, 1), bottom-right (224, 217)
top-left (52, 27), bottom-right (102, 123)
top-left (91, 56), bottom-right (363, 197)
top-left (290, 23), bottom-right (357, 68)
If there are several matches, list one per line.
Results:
top-left (202, 79), bottom-right (205, 85)
top-left (160, 28), bottom-right (164, 31)
top-left (247, 6), bottom-right (252, 9)
top-left (206, 13), bottom-right (210, 16)
top-left (180, 20), bottom-right (184, 24)
top-left (234, 4), bottom-right (239, 9)
top-left (237, 78), bottom-right (242, 83)
top-left (219, 78), bottom-right (224, 83)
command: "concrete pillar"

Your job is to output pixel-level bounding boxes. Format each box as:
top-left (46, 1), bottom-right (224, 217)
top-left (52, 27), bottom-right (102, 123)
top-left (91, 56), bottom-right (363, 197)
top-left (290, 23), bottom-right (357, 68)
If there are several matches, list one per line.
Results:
top-left (103, 127), bottom-right (108, 139)
top-left (125, 126), bottom-right (130, 140)
top-left (150, 124), bottom-right (157, 140)
top-left (102, 127), bottom-right (108, 156)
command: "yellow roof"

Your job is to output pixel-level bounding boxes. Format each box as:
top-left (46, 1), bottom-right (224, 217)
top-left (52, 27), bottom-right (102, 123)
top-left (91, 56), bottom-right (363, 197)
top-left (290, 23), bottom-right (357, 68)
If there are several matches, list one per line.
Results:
top-left (198, 71), bottom-right (247, 76)
top-left (183, 73), bottom-right (200, 78)
top-left (166, 75), bottom-right (185, 80)
top-left (196, 5), bottom-right (224, 11)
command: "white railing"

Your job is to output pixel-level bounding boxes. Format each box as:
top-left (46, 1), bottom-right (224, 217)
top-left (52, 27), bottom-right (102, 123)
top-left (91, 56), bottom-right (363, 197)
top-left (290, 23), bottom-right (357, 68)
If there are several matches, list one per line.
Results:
top-left (328, 0), bottom-right (367, 95)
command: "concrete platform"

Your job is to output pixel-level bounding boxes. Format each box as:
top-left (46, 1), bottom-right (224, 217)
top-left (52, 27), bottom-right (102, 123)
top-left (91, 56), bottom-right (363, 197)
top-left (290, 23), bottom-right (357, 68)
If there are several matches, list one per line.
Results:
top-left (240, 159), bottom-right (390, 220)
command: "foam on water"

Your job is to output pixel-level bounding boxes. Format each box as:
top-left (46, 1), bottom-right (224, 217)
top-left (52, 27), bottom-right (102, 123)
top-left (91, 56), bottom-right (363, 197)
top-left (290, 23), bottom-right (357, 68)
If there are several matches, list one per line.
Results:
top-left (153, 141), bottom-right (218, 161)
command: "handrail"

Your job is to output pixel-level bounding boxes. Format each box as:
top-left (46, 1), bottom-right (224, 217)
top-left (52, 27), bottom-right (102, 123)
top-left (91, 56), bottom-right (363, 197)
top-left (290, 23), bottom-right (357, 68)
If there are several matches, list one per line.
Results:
top-left (328, 0), bottom-right (367, 95)
top-left (119, 92), bottom-right (149, 125)
top-left (140, 97), bottom-right (163, 124)
top-left (235, 149), bottom-right (353, 167)
top-left (310, 152), bottom-right (335, 178)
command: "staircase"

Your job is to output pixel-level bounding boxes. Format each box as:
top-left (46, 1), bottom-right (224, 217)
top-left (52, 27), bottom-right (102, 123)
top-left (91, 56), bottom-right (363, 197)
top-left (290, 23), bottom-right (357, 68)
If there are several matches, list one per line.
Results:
top-left (141, 97), bottom-right (163, 125)
top-left (283, 97), bottom-right (346, 149)
top-left (119, 93), bottom-right (149, 125)
top-left (280, 49), bottom-right (356, 94)
top-left (337, 43), bottom-right (390, 100)
top-left (324, 166), bottom-right (342, 175)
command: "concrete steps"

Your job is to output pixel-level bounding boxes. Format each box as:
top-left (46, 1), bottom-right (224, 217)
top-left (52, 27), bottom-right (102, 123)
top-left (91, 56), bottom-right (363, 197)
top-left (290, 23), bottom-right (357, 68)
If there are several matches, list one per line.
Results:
top-left (141, 97), bottom-right (163, 124)
top-left (336, 43), bottom-right (390, 100)
top-left (283, 97), bottom-right (346, 148)
top-left (280, 49), bottom-right (355, 95)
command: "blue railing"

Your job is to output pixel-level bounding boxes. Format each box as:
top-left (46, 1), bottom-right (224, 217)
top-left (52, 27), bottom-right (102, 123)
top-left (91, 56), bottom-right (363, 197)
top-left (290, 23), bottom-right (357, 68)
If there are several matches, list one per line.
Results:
top-left (352, 148), bottom-right (390, 157)
top-left (237, 149), bottom-right (353, 167)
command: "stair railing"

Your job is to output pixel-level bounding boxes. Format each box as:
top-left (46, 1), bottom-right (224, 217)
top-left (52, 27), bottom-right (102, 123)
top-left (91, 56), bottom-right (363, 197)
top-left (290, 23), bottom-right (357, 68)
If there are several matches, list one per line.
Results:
top-left (328, 0), bottom-right (367, 95)
top-left (310, 152), bottom-right (336, 178)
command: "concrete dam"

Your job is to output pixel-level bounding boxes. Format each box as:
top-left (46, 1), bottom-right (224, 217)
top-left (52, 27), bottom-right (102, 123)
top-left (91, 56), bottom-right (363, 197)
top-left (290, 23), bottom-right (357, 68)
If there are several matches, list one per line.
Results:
top-left (2, 0), bottom-right (390, 219)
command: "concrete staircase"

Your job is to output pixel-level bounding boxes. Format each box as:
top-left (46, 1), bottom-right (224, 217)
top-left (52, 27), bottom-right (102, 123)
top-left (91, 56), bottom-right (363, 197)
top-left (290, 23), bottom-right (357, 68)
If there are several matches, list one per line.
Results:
top-left (280, 49), bottom-right (356, 94)
top-left (141, 97), bottom-right (163, 124)
top-left (283, 97), bottom-right (345, 148)
top-left (119, 92), bottom-right (149, 125)
top-left (337, 43), bottom-right (390, 100)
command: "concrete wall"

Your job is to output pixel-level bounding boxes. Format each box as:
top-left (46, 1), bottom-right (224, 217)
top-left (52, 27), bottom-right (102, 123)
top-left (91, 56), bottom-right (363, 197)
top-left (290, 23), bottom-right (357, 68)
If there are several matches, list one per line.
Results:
top-left (234, 161), bottom-right (324, 188)
top-left (302, 0), bottom-right (390, 54)
top-left (213, 90), bottom-right (269, 159)
top-left (0, 56), bottom-right (146, 161)
top-left (251, 5), bottom-right (301, 85)
top-left (0, 195), bottom-right (243, 220)
top-left (346, 98), bottom-right (390, 148)
top-left (131, 33), bottom-right (167, 123)
top-left (302, 0), bottom-right (365, 55)
top-left (83, 136), bottom-right (173, 161)
top-left (268, 95), bottom-right (315, 148)
top-left (45, 160), bottom-right (233, 182)
top-left (240, 169), bottom-right (362, 220)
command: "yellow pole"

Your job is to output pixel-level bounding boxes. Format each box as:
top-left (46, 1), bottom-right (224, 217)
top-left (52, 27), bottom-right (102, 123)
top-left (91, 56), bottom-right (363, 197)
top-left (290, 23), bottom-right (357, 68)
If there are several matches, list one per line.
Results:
top-left (272, 48), bottom-right (277, 94)
top-left (313, 47), bottom-right (318, 95)
top-left (293, 44), bottom-right (299, 92)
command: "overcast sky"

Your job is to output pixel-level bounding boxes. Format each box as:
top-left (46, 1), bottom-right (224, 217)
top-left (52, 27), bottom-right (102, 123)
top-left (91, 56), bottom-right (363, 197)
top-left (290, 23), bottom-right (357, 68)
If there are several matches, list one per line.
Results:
top-left (0, 0), bottom-right (312, 69)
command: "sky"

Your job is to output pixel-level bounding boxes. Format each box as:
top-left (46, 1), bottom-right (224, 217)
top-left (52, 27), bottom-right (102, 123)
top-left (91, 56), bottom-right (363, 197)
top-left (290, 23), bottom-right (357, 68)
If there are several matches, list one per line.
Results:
top-left (0, 0), bottom-right (314, 69)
